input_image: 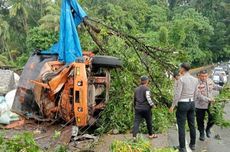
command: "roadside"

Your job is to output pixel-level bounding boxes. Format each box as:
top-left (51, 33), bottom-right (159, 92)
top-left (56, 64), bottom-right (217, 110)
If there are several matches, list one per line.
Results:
top-left (0, 124), bottom-right (169, 152)
top-left (168, 101), bottom-right (230, 152)
top-left (0, 64), bottom-right (229, 152)
top-left (93, 133), bottom-right (168, 152)
top-left (190, 65), bottom-right (215, 75)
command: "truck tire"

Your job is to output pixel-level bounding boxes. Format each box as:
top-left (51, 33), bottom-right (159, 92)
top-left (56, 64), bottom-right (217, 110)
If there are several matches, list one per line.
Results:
top-left (92, 55), bottom-right (122, 68)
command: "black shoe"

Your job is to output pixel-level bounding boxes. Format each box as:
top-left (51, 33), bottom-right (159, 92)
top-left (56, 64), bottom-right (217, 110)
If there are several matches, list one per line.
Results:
top-left (199, 132), bottom-right (205, 141)
top-left (179, 148), bottom-right (187, 152)
top-left (206, 129), bottom-right (211, 138)
top-left (189, 144), bottom-right (195, 151)
top-left (173, 146), bottom-right (187, 152)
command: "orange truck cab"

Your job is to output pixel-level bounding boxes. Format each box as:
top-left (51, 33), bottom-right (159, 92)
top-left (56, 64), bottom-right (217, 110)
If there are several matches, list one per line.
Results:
top-left (12, 51), bottom-right (122, 127)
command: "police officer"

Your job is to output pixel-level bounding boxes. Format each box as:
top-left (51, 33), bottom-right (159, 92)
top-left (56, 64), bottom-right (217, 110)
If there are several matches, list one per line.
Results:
top-left (133, 76), bottom-right (158, 139)
top-left (169, 63), bottom-right (198, 152)
top-left (195, 70), bottom-right (222, 141)
top-left (173, 70), bottom-right (180, 81)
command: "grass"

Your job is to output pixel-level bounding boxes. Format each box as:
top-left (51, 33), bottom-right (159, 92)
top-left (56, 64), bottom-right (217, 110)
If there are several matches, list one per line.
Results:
top-left (0, 132), bottom-right (68, 152)
top-left (110, 136), bottom-right (177, 152)
top-left (0, 132), bottom-right (41, 152)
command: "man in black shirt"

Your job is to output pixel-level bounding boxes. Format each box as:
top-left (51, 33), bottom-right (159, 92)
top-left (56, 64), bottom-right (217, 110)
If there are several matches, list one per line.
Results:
top-left (133, 76), bottom-right (157, 139)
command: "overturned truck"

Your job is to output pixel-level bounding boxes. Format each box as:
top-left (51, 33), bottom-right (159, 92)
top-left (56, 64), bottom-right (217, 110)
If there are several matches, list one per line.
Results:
top-left (12, 51), bottom-right (121, 127)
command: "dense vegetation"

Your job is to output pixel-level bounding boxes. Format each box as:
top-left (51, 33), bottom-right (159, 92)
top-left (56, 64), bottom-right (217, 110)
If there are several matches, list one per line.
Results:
top-left (0, 0), bottom-right (229, 67)
top-left (0, 0), bottom-right (229, 134)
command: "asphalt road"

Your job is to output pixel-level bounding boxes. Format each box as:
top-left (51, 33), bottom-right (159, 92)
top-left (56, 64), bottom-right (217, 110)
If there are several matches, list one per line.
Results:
top-left (168, 74), bottom-right (230, 152)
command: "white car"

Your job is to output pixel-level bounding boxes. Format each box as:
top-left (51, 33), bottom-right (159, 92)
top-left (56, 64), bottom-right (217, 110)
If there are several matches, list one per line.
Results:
top-left (212, 71), bottom-right (227, 84)
top-left (213, 67), bottom-right (224, 73)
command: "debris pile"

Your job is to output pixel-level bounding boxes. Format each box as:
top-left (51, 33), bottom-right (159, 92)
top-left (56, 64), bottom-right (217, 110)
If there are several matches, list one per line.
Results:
top-left (0, 69), bottom-right (20, 125)
top-left (0, 69), bottom-right (16, 96)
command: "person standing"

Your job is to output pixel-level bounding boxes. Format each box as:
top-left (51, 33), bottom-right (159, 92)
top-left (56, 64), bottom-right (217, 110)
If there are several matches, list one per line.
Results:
top-left (133, 76), bottom-right (158, 139)
top-left (195, 70), bottom-right (222, 141)
top-left (169, 63), bottom-right (198, 152)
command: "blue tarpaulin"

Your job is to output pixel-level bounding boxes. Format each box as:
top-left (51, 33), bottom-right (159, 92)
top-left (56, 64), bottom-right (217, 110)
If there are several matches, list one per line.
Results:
top-left (44, 0), bottom-right (87, 64)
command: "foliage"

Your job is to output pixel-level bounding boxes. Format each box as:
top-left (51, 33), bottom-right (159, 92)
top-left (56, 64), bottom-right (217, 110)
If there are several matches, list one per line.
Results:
top-left (210, 85), bottom-right (230, 128)
top-left (53, 130), bottom-right (61, 140)
top-left (0, 132), bottom-right (69, 152)
top-left (152, 107), bottom-right (176, 133)
top-left (216, 84), bottom-right (230, 101)
top-left (137, 107), bottom-right (176, 134)
top-left (0, 0), bottom-right (229, 136)
top-left (0, 0), bottom-right (229, 66)
top-left (0, 15), bottom-right (10, 53)
top-left (0, 54), bottom-right (8, 66)
top-left (95, 89), bottom-right (175, 134)
top-left (95, 69), bottom-right (137, 134)
top-left (94, 39), bottom-right (175, 133)
top-left (169, 8), bottom-right (214, 65)
top-left (154, 148), bottom-right (178, 152)
top-left (87, 1), bottom-right (176, 135)
top-left (210, 102), bottom-right (230, 128)
top-left (0, 132), bottom-right (41, 152)
top-left (26, 27), bottom-right (58, 51)
top-left (111, 137), bottom-right (151, 152)
top-left (110, 136), bottom-right (177, 152)
top-left (55, 145), bottom-right (68, 152)
top-left (39, 3), bottom-right (61, 32)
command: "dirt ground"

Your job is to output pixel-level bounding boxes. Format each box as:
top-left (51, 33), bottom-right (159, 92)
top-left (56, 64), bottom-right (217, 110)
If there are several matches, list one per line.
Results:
top-left (0, 119), bottom-right (169, 152)
top-left (0, 120), bottom-right (65, 151)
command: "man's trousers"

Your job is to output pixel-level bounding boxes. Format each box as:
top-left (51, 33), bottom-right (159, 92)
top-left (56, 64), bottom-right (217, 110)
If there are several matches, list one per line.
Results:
top-left (133, 108), bottom-right (153, 137)
top-left (176, 102), bottom-right (196, 149)
top-left (196, 108), bottom-right (214, 133)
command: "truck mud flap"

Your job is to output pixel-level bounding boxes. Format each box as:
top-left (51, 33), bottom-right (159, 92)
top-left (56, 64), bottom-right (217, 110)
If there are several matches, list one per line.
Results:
top-left (11, 53), bottom-right (58, 118)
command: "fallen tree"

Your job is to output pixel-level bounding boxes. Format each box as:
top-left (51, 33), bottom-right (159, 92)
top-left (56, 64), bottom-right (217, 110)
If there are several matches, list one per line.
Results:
top-left (77, 18), bottom-right (179, 134)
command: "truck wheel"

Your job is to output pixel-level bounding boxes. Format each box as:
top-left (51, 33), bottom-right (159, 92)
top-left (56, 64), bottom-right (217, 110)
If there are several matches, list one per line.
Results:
top-left (92, 55), bottom-right (122, 68)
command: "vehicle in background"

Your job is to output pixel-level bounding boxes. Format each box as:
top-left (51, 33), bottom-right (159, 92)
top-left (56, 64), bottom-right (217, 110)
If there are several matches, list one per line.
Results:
top-left (212, 69), bottom-right (227, 85)
top-left (212, 67), bottom-right (224, 75)
top-left (228, 61), bottom-right (230, 70)
top-left (220, 65), bottom-right (229, 75)
top-left (213, 67), bottom-right (224, 72)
